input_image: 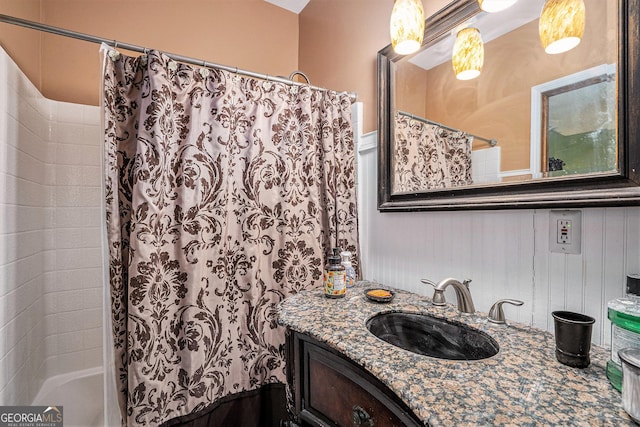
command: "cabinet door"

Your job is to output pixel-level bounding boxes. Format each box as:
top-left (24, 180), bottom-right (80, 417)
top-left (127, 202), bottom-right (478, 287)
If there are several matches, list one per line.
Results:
top-left (288, 332), bottom-right (423, 427)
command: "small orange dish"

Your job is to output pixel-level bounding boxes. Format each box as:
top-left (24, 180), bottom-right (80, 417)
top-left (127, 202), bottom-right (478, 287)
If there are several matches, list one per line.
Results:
top-left (367, 289), bottom-right (391, 298)
top-left (364, 288), bottom-right (394, 303)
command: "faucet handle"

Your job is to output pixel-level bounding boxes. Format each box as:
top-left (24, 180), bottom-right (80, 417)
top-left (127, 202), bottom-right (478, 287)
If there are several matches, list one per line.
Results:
top-left (488, 299), bottom-right (524, 324)
top-left (421, 278), bottom-right (446, 305)
top-left (420, 278), bottom-right (436, 287)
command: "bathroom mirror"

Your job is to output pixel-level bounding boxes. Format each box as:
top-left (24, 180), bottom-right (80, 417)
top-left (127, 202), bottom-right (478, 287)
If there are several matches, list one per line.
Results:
top-left (377, 0), bottom-right (640, 211)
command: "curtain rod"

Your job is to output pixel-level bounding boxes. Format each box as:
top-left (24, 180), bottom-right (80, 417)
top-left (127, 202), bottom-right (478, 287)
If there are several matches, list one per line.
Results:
top-left (0, 13), bottom-right (358, 103)
top-left (398, 111), bottom-right (498, 147)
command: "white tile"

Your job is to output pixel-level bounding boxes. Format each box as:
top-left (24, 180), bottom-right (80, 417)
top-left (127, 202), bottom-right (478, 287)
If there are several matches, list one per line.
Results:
top-left (57, 350), bottom-right (86, 373)
top-left (82, 105), bottom-right (101, 126)
top-left (19, 101), bottom-right (43, 136)
top-left (52, 311), bottom-right (86, 334)
top-left (0, 206), bottom-right (47, 234)
top-left (3, 339), bottom-right (25, 381)
top-left (0, 263), bottom-right (17, 296)
top-left (82, 124), bottom-right (102, 147)
top-left (44, 164), bottom-right (56, 187)
top-left (44, 334), bottom-right (59, 358)
top-left (55, 207), bottom-right (101, 228)
top-left (0, 230), bottom-right (48, 264)
top-left (0, 353), bottom-right (9, 396)
top-left (0, 292), bottom-right (15, 325)
top-left (43, 229), bottom-right (55, 250)
top-left (55, 186), bottom-right (102, 207)
top-left (54, 290), bottom-right (86, 313)
top-left (83, 347), bottom-right (102, 368)
top-left (55, 247), bottom-right (102, 271)
top-left (37, 97), bottom-right (54, 123)
top-left (82, 308), bottom-right (102, 329)
top-left (43, 250), bottom-right (57, 273)
top-left (55, 165), bottom-right (101, 187)
top-left (57, 331), bottom-right (85, 354)
top-left (1, 173), bottom-right (52, 207)
top-left (55, 228), bottom-right (83, 248)
top-left (55, 143), bottom-right (100, 166)
top-left (42, 355), bottom-right (60, 378)
top-left (0, 320), bottom-right (7, 356)
top-left (54, 102), bottom-right (85, 124)
top-left (51, 122), bottom-right (85, 144)
top-left (82, 287), bottom-right (103, 310)
top-left (54, 268), bottom-right (103, 291)
top-left (83, 327), bottom-right (103, 350)
top-left (10, 254), bottom-right (46, 291)
top-left (4, 87), bottom-right (19, 124)
top-left (44, 292), bottom-right (57, 314)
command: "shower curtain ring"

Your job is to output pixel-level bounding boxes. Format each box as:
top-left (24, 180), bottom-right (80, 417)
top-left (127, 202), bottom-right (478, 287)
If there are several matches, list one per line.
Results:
top-left (288, 70), bottom-right (311, 85)
top-left (114, 40), bottom-right (119, 49)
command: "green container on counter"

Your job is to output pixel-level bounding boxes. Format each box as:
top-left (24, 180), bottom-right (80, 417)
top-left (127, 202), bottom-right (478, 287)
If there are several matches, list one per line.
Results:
top-left (607, 274), bottom-right (640, 392)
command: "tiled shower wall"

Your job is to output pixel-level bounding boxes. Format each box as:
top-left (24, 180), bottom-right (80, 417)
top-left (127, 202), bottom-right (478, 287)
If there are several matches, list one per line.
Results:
top-left (0, 47), bottom-right (102, 405)
top-left (357, 130), bottom-right (640, 348)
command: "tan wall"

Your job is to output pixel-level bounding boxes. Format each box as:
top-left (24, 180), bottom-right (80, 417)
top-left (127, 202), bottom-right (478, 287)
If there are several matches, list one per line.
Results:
top-left (0, 1), bottom-right (299, 106)
top-left (298, 0), bottom-right (391, 134)
top-left (299, 0), bottom-right (450, 134)
top-left (0, 1), bottom-right (42, 91)
top-left (395, 61), bottom-right (428, 117)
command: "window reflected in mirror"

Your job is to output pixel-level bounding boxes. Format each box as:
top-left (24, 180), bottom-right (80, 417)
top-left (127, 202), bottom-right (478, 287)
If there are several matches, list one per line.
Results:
top-left (541, 70), bottom-right (617, 178)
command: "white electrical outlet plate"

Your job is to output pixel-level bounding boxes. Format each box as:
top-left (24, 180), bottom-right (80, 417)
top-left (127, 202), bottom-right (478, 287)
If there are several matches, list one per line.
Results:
top-left (549, 210), bottom-right (582, 254)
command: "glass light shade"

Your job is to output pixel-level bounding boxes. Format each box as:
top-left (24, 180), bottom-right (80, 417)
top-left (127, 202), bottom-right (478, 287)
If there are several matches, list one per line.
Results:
top-left (478, 0), bottom-right (518, 13)
top-left (452, 27), bottom-right (484, 81)
top-left (390, 0), bottom-right (425, 55)
top-left (539, 0), bottom-right (586, 54)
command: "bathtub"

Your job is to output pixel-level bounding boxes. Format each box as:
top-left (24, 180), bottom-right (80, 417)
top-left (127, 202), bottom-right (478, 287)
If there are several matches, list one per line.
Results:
top-left (32, 367), bottom-right (104, 427)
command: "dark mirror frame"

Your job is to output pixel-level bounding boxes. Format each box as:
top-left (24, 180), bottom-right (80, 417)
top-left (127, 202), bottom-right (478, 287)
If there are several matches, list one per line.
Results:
top-left (377, 0), bottom-right (640, 211)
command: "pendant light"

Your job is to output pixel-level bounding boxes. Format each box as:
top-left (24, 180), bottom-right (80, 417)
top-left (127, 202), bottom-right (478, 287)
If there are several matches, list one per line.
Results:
top-left (390, 0), bottom-right (425, 55)
top-left (452, 27), bottom-right (484, 80)
top-left (478, 0), bottom-right (518, 13)
top-left (539, 0), bottom-right (586, 54)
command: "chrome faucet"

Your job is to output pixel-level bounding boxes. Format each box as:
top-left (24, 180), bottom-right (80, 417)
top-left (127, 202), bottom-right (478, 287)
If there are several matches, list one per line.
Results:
top-left (421, 278), bottom-right (475, 314)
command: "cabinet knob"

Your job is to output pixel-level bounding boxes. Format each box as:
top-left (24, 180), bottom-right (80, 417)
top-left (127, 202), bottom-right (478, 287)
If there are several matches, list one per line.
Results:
top-left (352, 405), bottom-right (374, 426)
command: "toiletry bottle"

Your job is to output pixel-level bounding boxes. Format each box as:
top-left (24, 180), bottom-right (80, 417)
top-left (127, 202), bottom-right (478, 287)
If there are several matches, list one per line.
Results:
top-left (324, 248), bottom-right (346, 298)
top-left (341, 250), bottom-right (356, 288)
top-left (606, 274), bottom-right (640, 391)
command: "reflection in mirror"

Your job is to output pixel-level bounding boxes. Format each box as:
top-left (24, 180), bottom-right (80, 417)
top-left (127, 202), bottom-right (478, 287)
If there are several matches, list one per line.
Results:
top-left (391, 0), bottom-right (616, 192)
top-left (378, 0), bottom-right (640, 210)
top-left (538, 66), bottom-right (617, 178)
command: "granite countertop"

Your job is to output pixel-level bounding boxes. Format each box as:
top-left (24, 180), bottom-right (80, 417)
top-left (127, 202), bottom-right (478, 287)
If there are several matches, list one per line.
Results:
top-left (277, 282), bottom-right (635, 426)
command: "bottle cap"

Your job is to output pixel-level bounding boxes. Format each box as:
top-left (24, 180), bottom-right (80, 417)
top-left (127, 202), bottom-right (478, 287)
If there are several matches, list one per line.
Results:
top-left (627, 274), bottom-right (640, 296)
top-left (329, 248), bottom-right (342, 265)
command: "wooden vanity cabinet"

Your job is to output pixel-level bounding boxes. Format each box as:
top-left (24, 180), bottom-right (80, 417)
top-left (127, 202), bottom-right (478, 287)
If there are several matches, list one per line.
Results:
top-left (285, 330), bottom-right (424, 427)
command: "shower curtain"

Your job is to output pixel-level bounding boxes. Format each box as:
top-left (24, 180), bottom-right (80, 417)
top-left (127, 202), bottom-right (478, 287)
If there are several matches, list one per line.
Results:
top-left (393, 113), bottom-right (473, 192)
top-left (101, 46), bottom-right (359, 426)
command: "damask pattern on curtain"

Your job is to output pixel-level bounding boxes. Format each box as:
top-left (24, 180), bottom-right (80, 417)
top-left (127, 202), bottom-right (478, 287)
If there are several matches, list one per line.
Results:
top-left (393, 113), bottom-right (473, 193)
top-left (102, 46), bottom-right (359, 426)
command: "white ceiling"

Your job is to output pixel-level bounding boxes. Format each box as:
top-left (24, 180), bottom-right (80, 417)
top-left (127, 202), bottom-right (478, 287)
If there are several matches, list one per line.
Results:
top-left (410, 0), bottom-right (546, 70)
top-left (264, 0), bottom-right (311, 14)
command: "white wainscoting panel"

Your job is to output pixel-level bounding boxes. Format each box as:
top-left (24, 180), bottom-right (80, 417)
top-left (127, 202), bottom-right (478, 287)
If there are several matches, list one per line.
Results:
top-left (357, 131), bottom-right (640, 347)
